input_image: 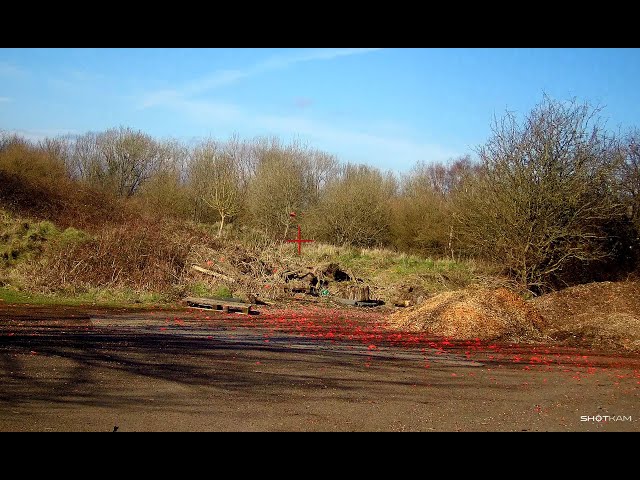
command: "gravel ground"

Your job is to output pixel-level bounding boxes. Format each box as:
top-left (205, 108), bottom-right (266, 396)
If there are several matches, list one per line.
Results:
top-left (0, 304), bottom-right (638, 432)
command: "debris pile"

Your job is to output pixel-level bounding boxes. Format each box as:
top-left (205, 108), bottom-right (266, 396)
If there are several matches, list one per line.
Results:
top-left (388, 287), bottom-right (546, 341)
top-left (532, 281), bottom-right (640, 351)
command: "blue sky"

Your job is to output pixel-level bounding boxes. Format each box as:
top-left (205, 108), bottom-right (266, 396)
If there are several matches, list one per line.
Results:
top-left (1, 48), bottom-right (639, 171)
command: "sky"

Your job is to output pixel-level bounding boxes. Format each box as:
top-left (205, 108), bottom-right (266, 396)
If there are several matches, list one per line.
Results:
top-left (1, 48), bottom-right (639, 171)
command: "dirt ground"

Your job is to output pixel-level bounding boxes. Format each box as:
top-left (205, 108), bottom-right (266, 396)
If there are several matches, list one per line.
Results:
top-left (1, 303), bottom-right (639, 432)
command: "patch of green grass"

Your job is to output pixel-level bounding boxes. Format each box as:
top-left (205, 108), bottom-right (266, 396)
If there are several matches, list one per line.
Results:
top-left (0, 286), bottom-right (173, 308)
top-left (1, 210), bottom-right (91, 267)
top-left (392, 256), bottom-right (467, 276)
top-left (72, 288), bottom-right (169, 307)
top-left (213, 286), bottom-right (234, 299)
top-left (294, 242), bottom-right (478, 295)
top-left (188, 282), bottom-right (234, 299)
top-left (0, 287), bottom-right (34, 304)
top-left (57, 227), bottom-right (91, 246)
top-left (189, 282), bottom-right (211, 297)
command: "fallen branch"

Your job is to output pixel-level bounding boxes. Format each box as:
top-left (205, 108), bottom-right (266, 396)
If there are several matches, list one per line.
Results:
top-left (191, 265), bottom-right (236, 283)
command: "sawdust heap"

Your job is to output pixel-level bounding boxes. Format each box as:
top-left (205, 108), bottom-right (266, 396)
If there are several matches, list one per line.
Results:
top-left (388, 287), bottom-right (546, 341)
top-left (532, 281), bottom-right (640, 351)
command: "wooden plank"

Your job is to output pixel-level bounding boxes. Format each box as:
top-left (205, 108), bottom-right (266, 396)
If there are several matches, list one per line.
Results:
top-left (184, 296), bottom-right (254, 314)
top-left (185, 297), bottom-right (251, 308)
top-left (333, 297), bottom-right (358, 306)
top-left (333, 297), bottom-right (383, 308)
top-left (191, 265), bottom-right (236, 283)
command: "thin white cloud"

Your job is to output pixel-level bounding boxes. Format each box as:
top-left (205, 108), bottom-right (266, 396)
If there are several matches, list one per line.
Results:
top-left (162, 97), bottom-right (457, 170)
top-left (0, 61), bottom-right (26, 78)
top-left (183, 69), bottom-right (250, 96)
top-left (134, 48), bottom-right (455, 169)
top-left (2, 128), bottom-right (79, 141)
top-left (253, 109), bottom-right (457, 169)
top-left (0, 97), bottom-right (11, 103)
top-left (258, 48), bottom-right (383, 69)
top-left (139, 48), bottom-right (383, 108)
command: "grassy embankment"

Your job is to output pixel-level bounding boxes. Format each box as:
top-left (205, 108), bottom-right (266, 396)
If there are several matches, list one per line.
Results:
top-left (0, 208), bottom-right (486, 308)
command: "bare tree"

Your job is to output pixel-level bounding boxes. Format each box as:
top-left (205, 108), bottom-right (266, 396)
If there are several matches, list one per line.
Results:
top-left (455, 95), bottom-right (626, 292)
top-left (38, 136), bottom-right (73, 165)
top-left (393, 166), bottom-right (451, 256)
top-left (620, 130), bottom-right (640, 231)
top-left (66, 131), bottom-right (101, 181)
top-left (223, 133), bottom-right (255, 195)
top-left (67, 127), bottom-right (168, 197)
top-left (303, 149), bottom-right (339, 205)
top-left (410, 157), bottom-right (474, 197)
top-left (309, 164), bottom-right (396, 248)
top-left (247, 144), bottom-right (306, 239)
top-left (138, 140), bottom-right (190, 219)
top-left (0, 134), bottom-right (68, 183)
top-left (188, 140), bottom-right (242, 236)
top-left (391, 157), bottom-right (481, 256)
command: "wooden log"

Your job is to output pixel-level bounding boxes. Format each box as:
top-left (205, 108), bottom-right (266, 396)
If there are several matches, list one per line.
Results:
top-left (191, 265), bottom-right (236, 283)
top-left (346, 285), bottom-right (370, 302)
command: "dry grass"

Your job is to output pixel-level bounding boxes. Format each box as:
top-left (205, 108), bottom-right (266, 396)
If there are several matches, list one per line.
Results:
top-left (0, 197), bottom-right (496, 307)
top-left (16, 218), bottom-right (216, 297)
top-left (387, 286), bottom-right (547, 341)
top-left (185, 242), bottom-right (276, 300)
top-left (0, 169), bottom-right (139, 230)
top-left (182, 240), bottom-right (486, 304)
top-left (277, 242), bottom-right (484, 303)
top-left (0, 138), bottom-right (493, 305)
top-left (532, 281), bottom-right (640, 351)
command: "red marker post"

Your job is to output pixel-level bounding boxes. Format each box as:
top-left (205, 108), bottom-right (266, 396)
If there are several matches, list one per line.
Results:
top-left (287, 225), bottom-right (314, 255)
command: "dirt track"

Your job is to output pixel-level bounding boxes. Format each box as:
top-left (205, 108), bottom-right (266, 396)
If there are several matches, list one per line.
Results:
top-left (0, 303), bottom-right (639, 431)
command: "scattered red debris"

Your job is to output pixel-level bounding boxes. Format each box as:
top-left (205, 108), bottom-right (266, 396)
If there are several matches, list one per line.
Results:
top-left (82, 305), bottom-right (639, 393)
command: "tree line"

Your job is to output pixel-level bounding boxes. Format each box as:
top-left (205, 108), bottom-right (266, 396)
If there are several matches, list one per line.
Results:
top-left (1, 95), bottom-right (639, 293)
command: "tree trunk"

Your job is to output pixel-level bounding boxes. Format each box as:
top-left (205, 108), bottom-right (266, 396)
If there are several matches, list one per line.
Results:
top-left (283, 221), bottom-right (290, 241)
top-left (346, 285), bottom-right (370, 302)
top-left (449, 225), bottom-right (455, 260)
top-left (218, 214), bottom-right (225, 237)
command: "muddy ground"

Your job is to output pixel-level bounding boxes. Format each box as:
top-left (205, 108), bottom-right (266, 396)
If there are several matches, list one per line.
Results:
top-left (0, 303), bottom-right (638, 431)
